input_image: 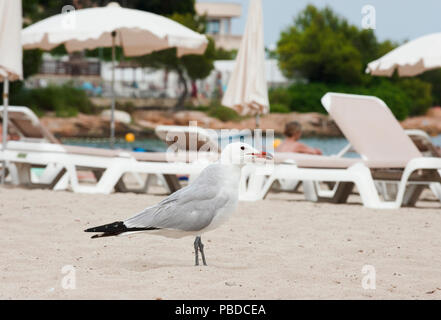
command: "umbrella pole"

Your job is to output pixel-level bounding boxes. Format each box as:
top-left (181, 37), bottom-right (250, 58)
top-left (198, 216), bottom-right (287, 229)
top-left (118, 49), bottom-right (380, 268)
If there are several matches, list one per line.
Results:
top-left (255, 114), bottom-right (260, 129)
top-left (1, 79), bottom-right (9, 184)
top-left (110, 31), bottom-right (116, 149)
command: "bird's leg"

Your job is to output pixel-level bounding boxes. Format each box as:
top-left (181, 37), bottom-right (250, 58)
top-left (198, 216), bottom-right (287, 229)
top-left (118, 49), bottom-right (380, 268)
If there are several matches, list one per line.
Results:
top-left (194, 236), bottom-right (200, 266)
top-left (198, 236), bottom-right (207, 266)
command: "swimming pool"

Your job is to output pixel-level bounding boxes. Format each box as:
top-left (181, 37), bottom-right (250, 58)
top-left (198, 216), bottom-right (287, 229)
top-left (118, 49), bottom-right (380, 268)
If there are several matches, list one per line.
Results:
top-left (59, 136), bottom-right (381, 156)
top-left (61, 133), bottom-right (441, 156)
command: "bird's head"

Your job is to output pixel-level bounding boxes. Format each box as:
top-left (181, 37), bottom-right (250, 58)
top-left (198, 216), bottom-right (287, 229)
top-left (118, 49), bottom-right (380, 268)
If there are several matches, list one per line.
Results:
top-left (220, 142), bottom-right (273, 166)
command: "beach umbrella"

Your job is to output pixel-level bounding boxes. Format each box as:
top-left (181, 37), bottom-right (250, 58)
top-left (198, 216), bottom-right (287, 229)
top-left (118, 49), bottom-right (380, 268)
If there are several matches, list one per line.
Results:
top-left (22, 2), bottom-right (208, 147)
top-left (366, 32), bottom-right (441, 77)
top-left (221, 0), bottom-right (269, 128)
top-left (0, 0), bottom-right (23, 184)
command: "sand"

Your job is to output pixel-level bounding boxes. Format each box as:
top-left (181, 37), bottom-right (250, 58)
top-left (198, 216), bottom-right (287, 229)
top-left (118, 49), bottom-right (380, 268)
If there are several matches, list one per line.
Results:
top-left (1, 186), bottom-right (441, 300)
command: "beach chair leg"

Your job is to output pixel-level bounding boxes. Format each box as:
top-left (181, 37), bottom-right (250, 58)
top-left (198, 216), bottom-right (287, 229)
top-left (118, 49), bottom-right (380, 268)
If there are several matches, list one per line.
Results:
top-left (261, 179), bottom-right (277, 200)
top-left (115, 178), bottom-right (129, 193)
top-left (303, 181), bottom-right (354, 203)
top-left (429, 182), bottom-right (441, 201)
top-left (44, 167), bottom-right (67, 189)
top-left (92, 169), bottom-right (104, 182)
top-left (53, 172), bottom-right (69, 191)
top-left (241, 166), bottom-right (276, 201)
top-left (68, 164), bottom-right (122, 194)
top-left (14, 163), bottom-right (32, 186)
top-left (303, 181), bottom-right (318, 202)
top-left (7, 163), bottom-right (19, 185)
top-left (96, 166), bottom-right (124, 194)
top-left (402, 184), bottom-right (426, 207)
top-left (0, 166), bottom-right (9, 183)
top-left (114, 173), bottom-right (151, 194)
top-left (349, 163), bottom-right (389, 209)
top-left (325, 182), bottom-right (354, 203)
top-left (163, 174), bottom-right (181, 193)
top-left (375, 181), bottom-right (399, 201)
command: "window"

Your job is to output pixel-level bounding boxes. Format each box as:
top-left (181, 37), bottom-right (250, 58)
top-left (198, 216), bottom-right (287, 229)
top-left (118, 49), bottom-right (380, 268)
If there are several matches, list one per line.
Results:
top-left (206, 20), bottom-right (220, 34)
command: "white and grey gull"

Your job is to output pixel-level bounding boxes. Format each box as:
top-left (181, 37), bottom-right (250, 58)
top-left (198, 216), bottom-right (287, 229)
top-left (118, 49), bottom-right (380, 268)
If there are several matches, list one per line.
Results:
top-left (84, 142), bottom-right (273, 266)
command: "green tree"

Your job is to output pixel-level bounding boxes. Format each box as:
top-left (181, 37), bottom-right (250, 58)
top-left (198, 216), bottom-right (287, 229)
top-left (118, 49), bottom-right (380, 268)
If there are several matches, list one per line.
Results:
top-left (128, 0), bottom-right (195, 15)
top-left (136, 36), bottom-right (215, 109)
top-left (277, 5), bottom-right (394, 85)
top-left (277, 6), bottom-right (361, 84)
top-left (134, 12), bottom-right (214, 109)
top-left (419, 69), bottom-right (441, 106)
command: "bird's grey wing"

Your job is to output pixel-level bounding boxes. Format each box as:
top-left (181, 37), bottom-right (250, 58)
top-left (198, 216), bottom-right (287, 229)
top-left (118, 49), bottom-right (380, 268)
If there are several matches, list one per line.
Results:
top-left (124, 165), bottom-right (229, 232)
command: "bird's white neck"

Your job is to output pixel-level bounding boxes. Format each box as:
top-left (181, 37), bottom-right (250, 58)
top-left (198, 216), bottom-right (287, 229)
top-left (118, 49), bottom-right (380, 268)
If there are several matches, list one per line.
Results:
top-left (219, 164), bottom-right (242, 189)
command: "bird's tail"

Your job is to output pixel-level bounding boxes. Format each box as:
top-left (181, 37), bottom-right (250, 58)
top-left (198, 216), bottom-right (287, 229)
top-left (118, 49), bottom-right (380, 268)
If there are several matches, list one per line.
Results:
top-left (84, 221), bottom-right (159, 239)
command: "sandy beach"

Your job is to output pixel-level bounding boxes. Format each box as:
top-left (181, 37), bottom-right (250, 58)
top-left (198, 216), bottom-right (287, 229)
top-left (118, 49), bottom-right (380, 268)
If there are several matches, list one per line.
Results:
top-left (1, 186), bottom-right (441, 300)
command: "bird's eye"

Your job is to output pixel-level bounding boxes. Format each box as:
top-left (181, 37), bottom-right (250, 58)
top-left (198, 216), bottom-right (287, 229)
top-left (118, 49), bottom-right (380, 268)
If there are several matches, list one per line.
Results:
top-left (240, 146), bottom-right (245, 150)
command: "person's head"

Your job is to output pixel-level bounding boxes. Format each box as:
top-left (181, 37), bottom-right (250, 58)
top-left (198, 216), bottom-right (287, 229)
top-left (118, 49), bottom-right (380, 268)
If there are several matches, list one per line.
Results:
top-left (284, 121), bottom-right (302, 140)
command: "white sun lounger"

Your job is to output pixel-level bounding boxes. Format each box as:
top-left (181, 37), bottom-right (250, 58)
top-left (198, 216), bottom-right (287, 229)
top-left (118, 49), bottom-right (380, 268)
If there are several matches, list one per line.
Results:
top-left (240, 93), bottom-right (441, 209)
top-left (0, 106), bottom-right (216, 194)
top-left (1, 141), bottom-right (216, 194)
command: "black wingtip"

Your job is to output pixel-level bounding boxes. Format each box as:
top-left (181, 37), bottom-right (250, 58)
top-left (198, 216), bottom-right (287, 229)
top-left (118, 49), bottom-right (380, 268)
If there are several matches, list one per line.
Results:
top-left (84, 221), bottom-right (125, 233)
top-left (85, 221), bottom-right (160, 239)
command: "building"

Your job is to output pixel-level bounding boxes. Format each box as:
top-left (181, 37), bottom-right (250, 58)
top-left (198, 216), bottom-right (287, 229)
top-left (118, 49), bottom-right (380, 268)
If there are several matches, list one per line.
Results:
top-left (195, 2), bottom-right (242, 51)
top-left (38, 52), bottom-right (101, 77)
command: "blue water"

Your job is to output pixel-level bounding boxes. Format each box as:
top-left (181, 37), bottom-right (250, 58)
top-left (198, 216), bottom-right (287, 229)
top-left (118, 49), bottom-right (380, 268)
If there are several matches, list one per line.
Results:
top-left (59, 136), bottom-right (355, 156)
top-left (429, 135), bottom-right (441, 147)
top-left (299, 137), bottom-right (350, 156)
top-left (61, 135), bottom-right (441, 156)
top-left (61, 137), bottom-right (168, 152)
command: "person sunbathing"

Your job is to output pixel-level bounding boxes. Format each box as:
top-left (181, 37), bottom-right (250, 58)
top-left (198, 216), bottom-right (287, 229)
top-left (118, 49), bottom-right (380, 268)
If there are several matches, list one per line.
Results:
top-left (276, 121), bottom-right (322, 155)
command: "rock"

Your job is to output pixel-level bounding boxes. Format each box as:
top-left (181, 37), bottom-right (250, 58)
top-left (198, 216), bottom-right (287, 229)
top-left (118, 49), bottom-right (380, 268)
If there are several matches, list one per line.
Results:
top-left (100, 109), bottom-right (132, 124)
top-left (41, 106), bottom-right (441, 139)
top-left (400, 106), bottom-right (441, 136)
top-left (132, 110), bottom-right (342, 136)
top-left (426, 106), bottom-right (441, 118)
top-left (401, 115), bottom-right (441, 136)
top-left (41, 113), bottom-right (130, 138)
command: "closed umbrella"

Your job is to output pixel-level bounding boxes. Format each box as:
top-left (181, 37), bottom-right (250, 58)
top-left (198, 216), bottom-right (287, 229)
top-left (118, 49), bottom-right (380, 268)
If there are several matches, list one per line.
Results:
top-left (366, 32), bottom-right (441, 77)
top-left (22, 2), bottom-right (208, 147)
top-left (0, 0), bottom-right (23, 183)
top-left (222, 0), bottom-right (269, 127)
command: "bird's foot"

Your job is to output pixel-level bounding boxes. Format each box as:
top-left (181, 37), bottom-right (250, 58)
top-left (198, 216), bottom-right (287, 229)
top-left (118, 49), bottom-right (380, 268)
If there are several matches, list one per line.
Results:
top-left (194, 237), bottom-right (199, 266)
top-left (194, 236), bottom-right (208, 266)
top-left (199, 240), bottom-right (207, 266)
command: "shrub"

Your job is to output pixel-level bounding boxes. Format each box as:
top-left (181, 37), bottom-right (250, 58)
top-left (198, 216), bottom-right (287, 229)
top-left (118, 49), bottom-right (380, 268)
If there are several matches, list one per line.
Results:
top-left (397, 78), bottom-right (432, 116)
top-left (357, 81), bottom-right (410, 121)
top-left (287, 82), bottom-right (330, 114)
top-left (207, 105), bottom-right (241, 122)
top-left (269, 80), bottom-right (433, 120)
top-left (270, 103), bottom-right (291, 113)
top-left (268, 87), bottom-right (292, 107)
top-left (11, 84), bottom-right (94, 117)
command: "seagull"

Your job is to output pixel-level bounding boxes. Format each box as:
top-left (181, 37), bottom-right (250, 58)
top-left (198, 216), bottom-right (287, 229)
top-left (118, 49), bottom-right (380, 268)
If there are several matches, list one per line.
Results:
top-left (84, 142), bottom-right (272, 266)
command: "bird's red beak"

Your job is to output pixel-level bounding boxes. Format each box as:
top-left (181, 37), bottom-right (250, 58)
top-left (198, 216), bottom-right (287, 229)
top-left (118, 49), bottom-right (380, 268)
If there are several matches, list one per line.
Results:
top-left (250, 151), bottom-right (273, 160)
